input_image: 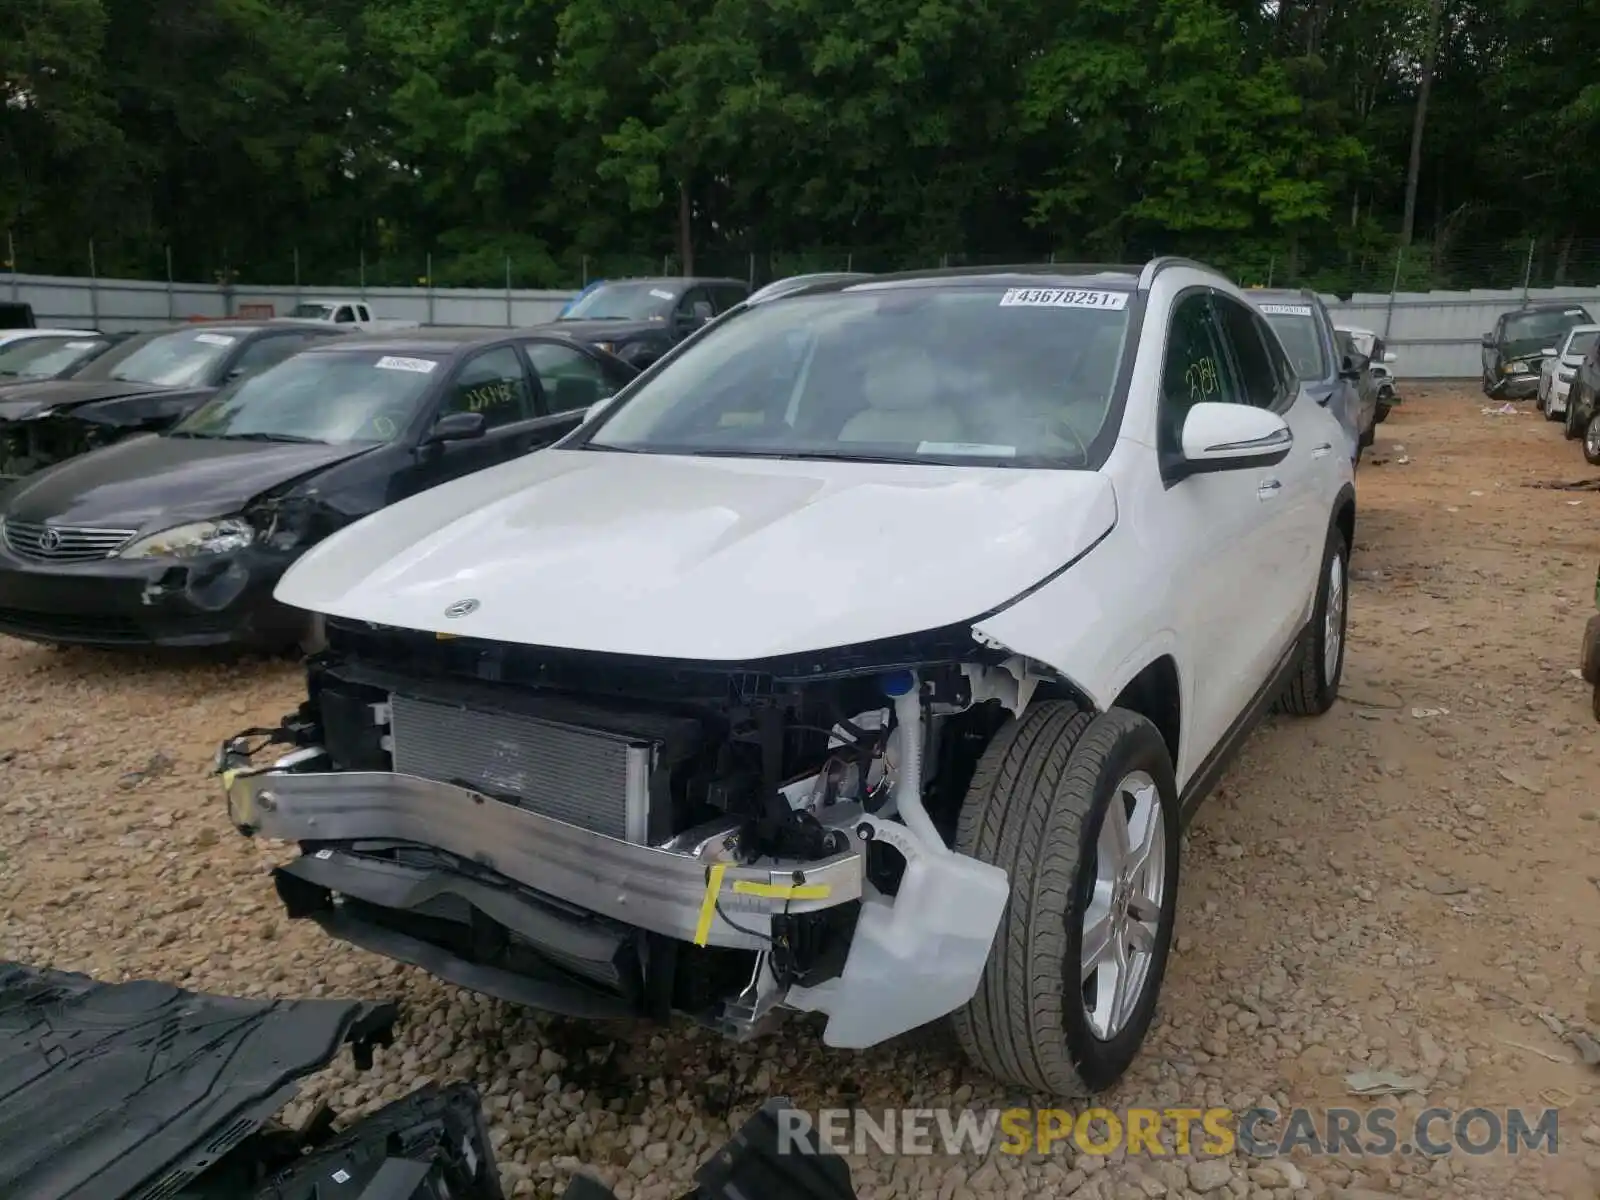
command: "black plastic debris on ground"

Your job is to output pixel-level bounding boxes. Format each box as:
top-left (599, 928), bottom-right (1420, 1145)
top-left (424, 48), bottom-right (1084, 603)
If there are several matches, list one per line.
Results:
top-left (0, 961), bottom-right (401, 1200)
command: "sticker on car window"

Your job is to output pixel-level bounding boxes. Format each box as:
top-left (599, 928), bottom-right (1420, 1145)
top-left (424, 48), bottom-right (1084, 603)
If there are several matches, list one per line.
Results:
top-left (194, 333), bottom-right (237, 346)
top-left (1567, 309), bottom-right (1586, 316)
top-left (1258, 303), bottom-right (1313, 316)
top-left (64, 341), bottom-right (98, 349)
top-left (650, 289), bottom-right (675, 300)
top-left (374, 355), bottom-right (437, 373)
top-left (999, 288), bottom-right (1128, 311)
top-left (918, 441), bottom-right (1019, 457)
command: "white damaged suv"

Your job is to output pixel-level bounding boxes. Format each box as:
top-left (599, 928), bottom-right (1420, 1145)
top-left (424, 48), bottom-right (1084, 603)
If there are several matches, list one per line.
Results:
top-left (220, 261), bottom-right (1354, 1097)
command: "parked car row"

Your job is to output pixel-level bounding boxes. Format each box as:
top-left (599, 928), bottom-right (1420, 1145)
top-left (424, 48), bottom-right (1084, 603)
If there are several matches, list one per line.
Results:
top-left (0, 276), bottom-right (777, 647)
top-left (1243, 289), bottom-right (1402, 466)
top-left (207, 259), bottom-right (1356, 1103)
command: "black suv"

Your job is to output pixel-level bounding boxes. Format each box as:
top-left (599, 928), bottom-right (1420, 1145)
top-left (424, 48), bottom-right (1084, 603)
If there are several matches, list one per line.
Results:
top-left (547, 277), bottom-right (750, 369)
top-left (1482, 303), bottom-right (1594, 399)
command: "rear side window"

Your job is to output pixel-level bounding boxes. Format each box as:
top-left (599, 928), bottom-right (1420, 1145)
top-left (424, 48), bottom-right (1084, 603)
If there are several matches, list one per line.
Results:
top-left (523, 342), bottom-right (618, 413)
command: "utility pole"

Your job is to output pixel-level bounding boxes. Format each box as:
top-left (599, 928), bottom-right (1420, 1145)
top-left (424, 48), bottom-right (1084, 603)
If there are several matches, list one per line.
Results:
top-left (1400, 0), bottom-right (1446, 246)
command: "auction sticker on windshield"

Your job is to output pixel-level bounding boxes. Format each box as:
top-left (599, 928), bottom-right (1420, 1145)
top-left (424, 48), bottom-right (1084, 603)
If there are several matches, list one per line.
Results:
top-left (64, 341), bottom-right (98, 349)
top-left (195, 333), bottom-right (237, 346)
top-left (650, 289), bottom-right (675, 300)
top-left (999, 288), bottom-right (1128, 311)
top-left (1258, 304), bottom-right (1314, 316)
top-left (918, 441), bottom-right (1018, 457)
top-left (374, 356), bottom-right (437, 373)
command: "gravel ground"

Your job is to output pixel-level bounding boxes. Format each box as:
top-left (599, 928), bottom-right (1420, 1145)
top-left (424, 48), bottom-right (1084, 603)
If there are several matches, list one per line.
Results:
top-left (3, 385), bottom-right (1599, 1199)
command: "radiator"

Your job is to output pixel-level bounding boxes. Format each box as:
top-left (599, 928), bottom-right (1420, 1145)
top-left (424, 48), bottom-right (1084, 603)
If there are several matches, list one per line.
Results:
top-left (387, 693), bottom-right (651, 842)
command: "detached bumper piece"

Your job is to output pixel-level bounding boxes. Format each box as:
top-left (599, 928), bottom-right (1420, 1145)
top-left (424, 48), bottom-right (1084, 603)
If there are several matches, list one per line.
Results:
top-left (0, 960), bottom-right (408, 1200)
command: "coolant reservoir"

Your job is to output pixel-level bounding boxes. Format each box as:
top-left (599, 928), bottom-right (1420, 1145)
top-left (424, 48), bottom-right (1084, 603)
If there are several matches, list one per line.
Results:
top-left (785, 817), bottom-right (1008, 1047)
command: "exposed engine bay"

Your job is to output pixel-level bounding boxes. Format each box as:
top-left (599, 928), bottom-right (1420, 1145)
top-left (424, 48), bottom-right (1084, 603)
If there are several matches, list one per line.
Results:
top-left (222, 616), bottom-right (1060, 1047)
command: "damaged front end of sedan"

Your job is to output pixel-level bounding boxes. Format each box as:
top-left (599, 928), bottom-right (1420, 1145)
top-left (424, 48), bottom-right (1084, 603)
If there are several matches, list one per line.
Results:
top-left (219, 618), bottom-right (1070, 1048)
top-left (0, 389), bottom-right (205, 482)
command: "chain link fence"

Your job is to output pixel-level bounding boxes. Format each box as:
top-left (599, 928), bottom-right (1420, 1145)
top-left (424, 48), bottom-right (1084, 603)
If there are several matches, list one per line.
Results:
top-left (9, 228), bottom-right (1600, 297)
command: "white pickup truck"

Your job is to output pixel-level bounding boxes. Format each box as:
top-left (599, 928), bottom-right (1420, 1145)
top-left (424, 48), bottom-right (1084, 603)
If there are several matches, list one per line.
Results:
top-left (279, 299), bottom-right (419, 331)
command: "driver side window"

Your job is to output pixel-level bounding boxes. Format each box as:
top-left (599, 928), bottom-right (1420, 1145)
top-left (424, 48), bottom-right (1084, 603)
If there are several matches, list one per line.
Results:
top-left (443, 346), bottom-right (533, 429)
top-left (1159, 293), bottom-right (1241, 453)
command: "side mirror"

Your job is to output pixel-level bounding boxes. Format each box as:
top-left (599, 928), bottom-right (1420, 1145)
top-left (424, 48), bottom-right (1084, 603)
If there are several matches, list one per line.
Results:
top-left (423, 411), bottom-right (486, 445)
top-left (1541, 347), bottom-right (1558, 358)
top-left (1338, 353), bottom-right (1363, 380)
top-left (1170, 402), bottom-right (1293, 480)
top-left (1480, 333), bottom-right (1495, 348)
top-left (1382, 350), bottom-right (1398, 364)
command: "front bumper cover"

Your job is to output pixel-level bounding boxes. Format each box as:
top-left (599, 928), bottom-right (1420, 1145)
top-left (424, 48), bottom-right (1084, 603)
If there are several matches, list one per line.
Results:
top-left (224, 754), bottom-right (866, 951)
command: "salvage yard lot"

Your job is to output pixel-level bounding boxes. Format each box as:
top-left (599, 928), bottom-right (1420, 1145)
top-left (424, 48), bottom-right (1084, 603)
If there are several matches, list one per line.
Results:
top-left (2, 386), bottom-right (1598, 1200)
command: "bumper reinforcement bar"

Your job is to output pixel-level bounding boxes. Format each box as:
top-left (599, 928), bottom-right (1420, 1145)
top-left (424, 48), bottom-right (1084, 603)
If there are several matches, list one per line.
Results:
top-left (225, 760), bottom-right (866, 951)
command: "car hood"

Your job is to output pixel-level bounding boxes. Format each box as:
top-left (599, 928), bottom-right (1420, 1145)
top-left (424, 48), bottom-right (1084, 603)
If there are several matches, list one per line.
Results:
top-left (276, 448), bottom-right (1119, 660)
top-left (2, 434), bottom-right (375, 532)
top-left (545, 317), bottom-right (664, 341)
top-left (0, 379), bottom-right (177, 422)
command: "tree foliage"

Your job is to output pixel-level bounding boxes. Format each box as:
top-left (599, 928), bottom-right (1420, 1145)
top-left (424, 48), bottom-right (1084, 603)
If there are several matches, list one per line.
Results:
top-left (1, 0), bottom-right (1596, 290)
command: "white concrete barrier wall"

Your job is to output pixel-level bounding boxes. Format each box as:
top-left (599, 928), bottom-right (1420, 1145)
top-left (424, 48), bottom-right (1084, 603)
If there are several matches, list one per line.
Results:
top-left (11, 271), bottom-right (1600, 379)
top-left (5, 275), bottom-right (576, 334)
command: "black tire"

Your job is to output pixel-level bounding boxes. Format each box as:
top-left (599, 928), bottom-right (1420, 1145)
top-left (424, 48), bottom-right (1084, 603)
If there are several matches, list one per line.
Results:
top-left (952, 703), bottom-right (1180, 1097)
top-left (1374, 403), bottom-right (1390, 425)
top-left (1566, 386), bottom-right (1586, 440)
top-left (1279, 522), bottom-right (1349, 716)
top-left (1584, 411), bottom-right (1600, 467)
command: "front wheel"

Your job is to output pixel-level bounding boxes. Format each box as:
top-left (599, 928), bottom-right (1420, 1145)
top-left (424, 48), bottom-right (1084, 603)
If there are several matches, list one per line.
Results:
top-left (953, 703), bottom-right (1180, 1097)
top-left (1279, 523), bottom-right (1349, 716)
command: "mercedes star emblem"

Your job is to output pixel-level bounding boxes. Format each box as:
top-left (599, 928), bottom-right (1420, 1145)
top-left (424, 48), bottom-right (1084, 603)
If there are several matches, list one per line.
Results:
top-left (443, 599), bottom-right (480, 618)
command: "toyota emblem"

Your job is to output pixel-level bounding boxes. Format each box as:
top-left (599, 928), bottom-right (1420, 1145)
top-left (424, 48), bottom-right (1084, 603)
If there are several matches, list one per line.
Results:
top-left (443, 599), bottom-right (479, 619)
top-left (38, 527), bottom-right (62, 553)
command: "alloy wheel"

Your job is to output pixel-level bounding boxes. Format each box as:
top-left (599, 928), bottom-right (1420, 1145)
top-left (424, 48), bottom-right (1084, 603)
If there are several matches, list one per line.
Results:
top-left (1081, 771), bottom-right (1168, 1041)
top-left (1323, 551), bottom-right (1345, 684)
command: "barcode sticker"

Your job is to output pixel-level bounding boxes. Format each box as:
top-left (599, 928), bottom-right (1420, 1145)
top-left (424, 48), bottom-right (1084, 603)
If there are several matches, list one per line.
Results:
top-left (374, 355), bottom-right (437, 373)
top-left (1258, 303), bottom-right (1313, 316)
top-left (999, 288), bottom-right (1127, 311)
top-left (194, 333), bottom-right (236, 346)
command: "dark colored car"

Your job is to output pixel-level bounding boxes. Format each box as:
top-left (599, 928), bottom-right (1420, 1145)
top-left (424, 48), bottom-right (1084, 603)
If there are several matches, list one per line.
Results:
top-left (550, 276), bottom-right (750, 368)
top-left (1481, 303), bottom-right (1594, 398)
top-left (0, 331), bottom-right (136, 392)
top-left (0, 302), bottom-right (34, 330)
top-left (1247, 289), bottom-right (1370, 464)
top-left (0, 321), bottom-right (348, 483)
top-left (0, 328), bottom-right (637, 649)
top-left (1564, 333), bottom-right (1600, 464)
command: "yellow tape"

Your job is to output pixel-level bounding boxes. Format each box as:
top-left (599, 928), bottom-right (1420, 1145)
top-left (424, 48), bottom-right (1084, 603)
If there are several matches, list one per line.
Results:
top-left (220, 768), bottom-right (238, 790)
top-left (731, 880), bottom-right (832, 901)
top-left (693, 863), bottom-right (728, 946)
top-left (436, 632), bottom-right (459, 641)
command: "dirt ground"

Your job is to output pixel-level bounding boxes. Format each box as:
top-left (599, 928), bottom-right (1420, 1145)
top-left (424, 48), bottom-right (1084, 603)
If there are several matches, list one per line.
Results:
top-left (2, 385), bottom-right (1598, 1200)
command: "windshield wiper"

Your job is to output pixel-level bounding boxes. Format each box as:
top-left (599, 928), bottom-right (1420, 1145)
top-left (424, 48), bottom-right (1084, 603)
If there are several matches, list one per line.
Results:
top-left (217, 431), bottom-right (329, 444)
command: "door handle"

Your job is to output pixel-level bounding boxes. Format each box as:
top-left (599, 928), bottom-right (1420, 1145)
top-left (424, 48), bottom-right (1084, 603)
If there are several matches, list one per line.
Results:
top-left (1257, 479), bottom-right (1283, 499)
top-left (1312, 442), bottom-right (1334, 458)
